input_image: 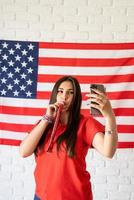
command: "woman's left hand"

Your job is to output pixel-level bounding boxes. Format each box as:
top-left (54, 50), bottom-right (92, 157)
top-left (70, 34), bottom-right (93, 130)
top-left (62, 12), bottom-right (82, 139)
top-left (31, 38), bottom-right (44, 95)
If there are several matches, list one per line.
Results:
top-left (86, 89), bottom-right (114, 118)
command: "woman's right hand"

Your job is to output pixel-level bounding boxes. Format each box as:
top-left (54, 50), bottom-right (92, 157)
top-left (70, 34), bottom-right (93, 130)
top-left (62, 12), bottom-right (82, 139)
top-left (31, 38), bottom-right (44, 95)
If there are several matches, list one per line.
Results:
top-left (46, 102), bottom-right (64, 119)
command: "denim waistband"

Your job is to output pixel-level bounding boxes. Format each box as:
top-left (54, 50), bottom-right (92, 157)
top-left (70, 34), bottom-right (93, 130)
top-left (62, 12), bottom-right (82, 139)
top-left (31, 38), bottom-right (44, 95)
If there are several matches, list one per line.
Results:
top-left (34, 194), bottom-right (40, 200)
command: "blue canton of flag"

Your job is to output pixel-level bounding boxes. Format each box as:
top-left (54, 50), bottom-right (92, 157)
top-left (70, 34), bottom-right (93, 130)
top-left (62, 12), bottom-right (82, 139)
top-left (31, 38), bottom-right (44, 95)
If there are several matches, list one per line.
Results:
top-left (0, 40), bottom-right (39, 99)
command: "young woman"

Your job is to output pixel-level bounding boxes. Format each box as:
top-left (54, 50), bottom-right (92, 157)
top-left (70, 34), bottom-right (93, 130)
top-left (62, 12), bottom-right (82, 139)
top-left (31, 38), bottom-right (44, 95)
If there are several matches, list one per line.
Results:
top-left (20, 76), bottom-right (118, 200)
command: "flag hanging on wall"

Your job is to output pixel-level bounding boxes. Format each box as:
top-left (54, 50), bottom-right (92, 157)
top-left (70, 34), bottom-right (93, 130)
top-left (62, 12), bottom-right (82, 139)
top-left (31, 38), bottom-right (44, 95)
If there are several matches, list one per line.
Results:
top-left (0, 40), bottom-right (134, 148)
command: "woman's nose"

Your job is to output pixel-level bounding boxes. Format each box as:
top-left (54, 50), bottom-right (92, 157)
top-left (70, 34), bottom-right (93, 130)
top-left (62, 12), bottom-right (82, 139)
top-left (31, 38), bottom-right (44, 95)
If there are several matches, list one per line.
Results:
top-left (62, 92), bottom-right (67, 100)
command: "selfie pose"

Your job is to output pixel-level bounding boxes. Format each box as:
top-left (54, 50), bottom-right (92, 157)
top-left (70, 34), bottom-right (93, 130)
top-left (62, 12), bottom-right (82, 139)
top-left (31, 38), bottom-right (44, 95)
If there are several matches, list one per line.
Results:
top-left (20, 76), bottom-right (118, 200)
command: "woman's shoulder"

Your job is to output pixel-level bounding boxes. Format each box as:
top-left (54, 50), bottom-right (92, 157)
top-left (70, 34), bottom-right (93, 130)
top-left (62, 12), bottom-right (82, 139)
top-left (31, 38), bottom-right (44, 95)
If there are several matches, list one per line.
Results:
top-left (79, 114), bottom-right (104, 144)
top-left (80, 113), bottom-right (96, 123)
top-left (79, 114), bottom-right (104, 129)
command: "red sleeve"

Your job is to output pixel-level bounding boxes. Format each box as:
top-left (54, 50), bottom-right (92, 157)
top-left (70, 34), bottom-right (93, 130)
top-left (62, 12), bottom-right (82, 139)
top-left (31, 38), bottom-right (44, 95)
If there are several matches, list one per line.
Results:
top-left (83, 116), bottom-right (104, 147)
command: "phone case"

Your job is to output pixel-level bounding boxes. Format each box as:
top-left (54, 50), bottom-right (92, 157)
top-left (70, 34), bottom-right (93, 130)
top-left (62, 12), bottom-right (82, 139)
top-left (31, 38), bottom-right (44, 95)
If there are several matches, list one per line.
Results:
top-left (90, 84), bottom-right (105, 116)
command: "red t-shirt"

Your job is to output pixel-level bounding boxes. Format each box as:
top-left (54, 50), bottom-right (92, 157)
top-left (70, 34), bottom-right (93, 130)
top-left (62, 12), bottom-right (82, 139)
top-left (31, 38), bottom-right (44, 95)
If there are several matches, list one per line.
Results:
top-left (34, 114), bottom-right (104, 200)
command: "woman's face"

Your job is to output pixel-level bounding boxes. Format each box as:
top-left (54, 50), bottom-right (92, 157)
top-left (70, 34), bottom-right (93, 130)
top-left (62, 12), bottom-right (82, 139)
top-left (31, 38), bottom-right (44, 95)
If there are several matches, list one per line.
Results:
top-left (56, 80), bottom-right (74, 112)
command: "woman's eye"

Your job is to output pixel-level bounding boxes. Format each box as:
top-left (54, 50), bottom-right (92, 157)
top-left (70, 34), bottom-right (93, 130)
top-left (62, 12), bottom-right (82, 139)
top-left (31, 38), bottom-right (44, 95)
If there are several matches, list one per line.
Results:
top-left (57, 90), bottom-right (74, 95)
top-left (70, 91), bottom-right (74, 94)
top-left (66, 91), bottom-right (74, 95)
top-left (57, 90), bottom-right (63, 93)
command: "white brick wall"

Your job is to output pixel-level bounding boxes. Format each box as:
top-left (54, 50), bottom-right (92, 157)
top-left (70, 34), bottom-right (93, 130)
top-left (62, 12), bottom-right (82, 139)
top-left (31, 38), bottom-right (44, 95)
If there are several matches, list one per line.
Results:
top-left (0, 0), bottom-right (134, 199)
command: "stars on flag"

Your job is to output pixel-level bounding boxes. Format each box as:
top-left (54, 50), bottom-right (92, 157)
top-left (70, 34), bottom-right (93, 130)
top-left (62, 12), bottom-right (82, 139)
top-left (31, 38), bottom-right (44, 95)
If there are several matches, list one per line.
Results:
top-left (0, 40), bottom-right (38, 98)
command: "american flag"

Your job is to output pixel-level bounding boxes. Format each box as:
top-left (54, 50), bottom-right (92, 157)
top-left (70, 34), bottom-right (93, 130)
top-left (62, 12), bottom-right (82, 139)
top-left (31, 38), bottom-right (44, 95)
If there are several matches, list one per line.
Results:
top-left (0, 40), bottom-right (134, 148)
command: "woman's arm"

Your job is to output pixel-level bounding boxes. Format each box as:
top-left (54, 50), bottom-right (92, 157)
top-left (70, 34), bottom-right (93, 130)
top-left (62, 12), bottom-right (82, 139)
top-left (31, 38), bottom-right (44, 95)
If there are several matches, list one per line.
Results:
top-left (19, 119), bottom-right (50, 157)
top-left (19, 102), bottom-right (60, 157)
top-left (92, 114), bottom-right (118, 158)
top-left (86, 88), bottom-right (118, 158)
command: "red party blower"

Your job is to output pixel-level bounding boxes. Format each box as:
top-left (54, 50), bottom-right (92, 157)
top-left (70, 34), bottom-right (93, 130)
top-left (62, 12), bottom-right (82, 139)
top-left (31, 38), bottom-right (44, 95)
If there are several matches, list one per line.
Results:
top-left (47, 102), bottom-right (64, 152)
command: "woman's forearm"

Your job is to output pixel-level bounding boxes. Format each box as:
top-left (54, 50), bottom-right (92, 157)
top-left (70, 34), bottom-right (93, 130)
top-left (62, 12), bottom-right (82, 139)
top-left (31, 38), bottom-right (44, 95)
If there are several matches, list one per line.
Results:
top-left (103, 115), bottom-right (118, 158)
top-left (19, 119), bottom-right (49, 157)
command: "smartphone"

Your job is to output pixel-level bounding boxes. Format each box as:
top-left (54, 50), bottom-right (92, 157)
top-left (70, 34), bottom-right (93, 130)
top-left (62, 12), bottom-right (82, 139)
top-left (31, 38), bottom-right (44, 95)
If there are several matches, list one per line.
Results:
top-left (90, 84), bottom-right (106, 116)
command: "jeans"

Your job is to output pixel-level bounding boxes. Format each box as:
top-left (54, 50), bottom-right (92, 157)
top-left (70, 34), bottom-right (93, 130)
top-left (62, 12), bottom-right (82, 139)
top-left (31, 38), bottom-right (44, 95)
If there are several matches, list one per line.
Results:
top-left (34, 194), bottom-right (40, 200)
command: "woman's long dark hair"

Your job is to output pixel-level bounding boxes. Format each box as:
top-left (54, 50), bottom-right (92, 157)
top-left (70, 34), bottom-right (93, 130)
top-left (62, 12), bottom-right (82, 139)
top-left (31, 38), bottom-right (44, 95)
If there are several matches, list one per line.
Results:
top-left (35, 76), bottom-right (82, 157)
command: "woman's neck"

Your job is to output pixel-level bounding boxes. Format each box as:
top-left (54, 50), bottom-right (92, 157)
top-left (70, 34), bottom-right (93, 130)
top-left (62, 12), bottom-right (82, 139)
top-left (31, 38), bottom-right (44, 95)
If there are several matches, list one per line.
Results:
top-left (60, 111), bottom-right (69, 125)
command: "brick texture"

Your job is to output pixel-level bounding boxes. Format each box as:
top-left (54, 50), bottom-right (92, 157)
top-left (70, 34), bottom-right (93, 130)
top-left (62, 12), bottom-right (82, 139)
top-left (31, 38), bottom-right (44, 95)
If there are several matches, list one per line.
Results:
top-left (0, 0), bottom-right (134, 199)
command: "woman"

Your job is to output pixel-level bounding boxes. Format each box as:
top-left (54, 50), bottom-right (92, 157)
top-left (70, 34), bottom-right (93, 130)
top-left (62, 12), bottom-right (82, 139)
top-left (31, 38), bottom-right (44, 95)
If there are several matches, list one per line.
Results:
top-left (20, 76), bottom-right (118, 200)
